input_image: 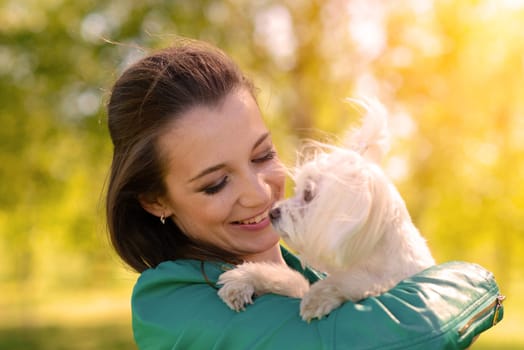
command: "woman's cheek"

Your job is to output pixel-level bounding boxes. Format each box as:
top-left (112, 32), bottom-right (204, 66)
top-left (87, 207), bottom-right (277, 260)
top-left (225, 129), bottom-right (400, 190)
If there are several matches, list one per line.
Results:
top-left (268, 162), bottom-right (286, 199)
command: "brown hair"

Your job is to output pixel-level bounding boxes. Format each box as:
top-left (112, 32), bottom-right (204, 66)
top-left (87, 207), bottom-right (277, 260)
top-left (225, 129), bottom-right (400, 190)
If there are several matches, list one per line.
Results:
top-left (106, 40), bottom-right (253, 273)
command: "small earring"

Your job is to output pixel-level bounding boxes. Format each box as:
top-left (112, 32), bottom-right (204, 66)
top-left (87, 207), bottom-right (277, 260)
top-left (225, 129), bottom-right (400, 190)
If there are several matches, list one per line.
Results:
top-left (160, 213), bottom-right (166, 224)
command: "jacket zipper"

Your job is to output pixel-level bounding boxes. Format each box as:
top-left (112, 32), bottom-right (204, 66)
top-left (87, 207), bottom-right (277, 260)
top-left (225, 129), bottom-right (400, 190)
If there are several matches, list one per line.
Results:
top-left (458, 294), bottom-right (505, 336)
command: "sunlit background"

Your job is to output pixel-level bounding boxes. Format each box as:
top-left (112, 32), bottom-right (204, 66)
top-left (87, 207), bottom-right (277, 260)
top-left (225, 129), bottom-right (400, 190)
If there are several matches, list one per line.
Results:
top-left (1, 0), bottom-right (523, 348)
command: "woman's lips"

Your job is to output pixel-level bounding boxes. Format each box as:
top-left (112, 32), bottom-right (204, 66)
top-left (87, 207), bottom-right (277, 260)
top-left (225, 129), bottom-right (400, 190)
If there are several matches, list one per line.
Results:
top-left (232, 209), bottom-right (271, 229)
top-left (234, 209), bottom-right (270, 225)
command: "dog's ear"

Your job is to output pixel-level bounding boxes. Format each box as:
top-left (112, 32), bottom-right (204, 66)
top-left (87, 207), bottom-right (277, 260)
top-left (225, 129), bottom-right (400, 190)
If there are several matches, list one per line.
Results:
top-left (328, 167), bottom-right (391, 268)
top-left (344, 97), bottom-right (390, 164)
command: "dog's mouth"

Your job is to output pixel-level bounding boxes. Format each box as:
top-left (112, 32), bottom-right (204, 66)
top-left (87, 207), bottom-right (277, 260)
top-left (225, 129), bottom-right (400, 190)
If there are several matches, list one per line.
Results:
top-left (267, 207), bottom-right (291, 239)
top-left (270, 221), bottom-right (289, 240)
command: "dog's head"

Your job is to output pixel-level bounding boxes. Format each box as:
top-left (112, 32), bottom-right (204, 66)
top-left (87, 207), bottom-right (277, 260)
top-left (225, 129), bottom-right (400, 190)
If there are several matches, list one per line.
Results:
top-left (270, 99), bottom-right (398, 271)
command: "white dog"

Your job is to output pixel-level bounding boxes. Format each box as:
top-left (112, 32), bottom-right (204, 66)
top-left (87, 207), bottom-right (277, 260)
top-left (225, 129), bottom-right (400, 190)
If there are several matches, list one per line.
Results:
top-left (218, 99), bottom-right (435, 322)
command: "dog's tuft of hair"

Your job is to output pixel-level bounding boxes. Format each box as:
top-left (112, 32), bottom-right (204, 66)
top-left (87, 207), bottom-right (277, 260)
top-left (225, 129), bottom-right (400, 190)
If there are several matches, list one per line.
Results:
top-left (343, 97), bottom-right (391, 163)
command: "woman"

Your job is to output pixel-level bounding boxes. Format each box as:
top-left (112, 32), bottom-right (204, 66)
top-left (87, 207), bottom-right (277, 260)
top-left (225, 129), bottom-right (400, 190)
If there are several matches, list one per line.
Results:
top-left (105, 39), bottom-right (503, 349)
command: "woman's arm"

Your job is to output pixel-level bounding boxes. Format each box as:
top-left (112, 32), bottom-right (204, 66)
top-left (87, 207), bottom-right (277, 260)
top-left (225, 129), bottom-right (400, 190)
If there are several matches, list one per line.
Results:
top-left (325, 261), bottom-right (504, 349)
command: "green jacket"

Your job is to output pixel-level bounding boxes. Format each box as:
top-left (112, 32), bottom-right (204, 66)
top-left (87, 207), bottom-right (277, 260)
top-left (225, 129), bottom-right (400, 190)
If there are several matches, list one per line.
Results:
top-left (132, 247), bottom-right (503, 349)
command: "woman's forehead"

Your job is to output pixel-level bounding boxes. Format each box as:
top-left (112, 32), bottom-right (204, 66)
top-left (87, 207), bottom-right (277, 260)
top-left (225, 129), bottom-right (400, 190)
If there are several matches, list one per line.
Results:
top-left (158, 89), bottom-right (269, 177)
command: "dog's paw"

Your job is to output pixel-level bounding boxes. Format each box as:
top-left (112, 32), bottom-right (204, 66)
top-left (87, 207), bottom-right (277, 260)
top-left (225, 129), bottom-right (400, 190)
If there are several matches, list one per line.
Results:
top-left (217, 281), bottom-right (255, 311)
top-left (217, 271), bottom-right (255, 312)
top-left (300, 283), bottom-right (345, 322)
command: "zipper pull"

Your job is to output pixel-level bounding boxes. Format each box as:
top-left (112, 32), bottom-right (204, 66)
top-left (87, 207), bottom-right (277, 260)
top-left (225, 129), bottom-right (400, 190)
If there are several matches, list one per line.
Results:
top-left (458, 294), bottom-right (506, 336)
top-left (493, 294), bottom-right (506, 326)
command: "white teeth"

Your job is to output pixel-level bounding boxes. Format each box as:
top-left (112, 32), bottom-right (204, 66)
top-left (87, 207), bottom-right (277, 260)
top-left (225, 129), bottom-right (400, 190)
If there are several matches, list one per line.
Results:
top-left (238, 210), bottom-right (269, 225)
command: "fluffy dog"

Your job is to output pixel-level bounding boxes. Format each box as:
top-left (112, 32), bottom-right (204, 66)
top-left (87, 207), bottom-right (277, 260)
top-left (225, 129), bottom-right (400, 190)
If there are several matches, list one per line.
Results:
top-left (218, 99), bottom-right (435, 322)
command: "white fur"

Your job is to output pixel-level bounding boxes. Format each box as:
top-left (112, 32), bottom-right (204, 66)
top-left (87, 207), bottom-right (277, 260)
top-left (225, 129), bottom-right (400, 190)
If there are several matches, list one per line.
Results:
top-left (218, 99), bottom-right (435, 322)
top-left (217, 262), bottom-right (310, 311)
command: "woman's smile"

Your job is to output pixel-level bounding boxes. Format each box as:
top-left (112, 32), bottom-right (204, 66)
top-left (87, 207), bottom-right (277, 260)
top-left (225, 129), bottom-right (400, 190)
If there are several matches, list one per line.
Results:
top-left (234, 209), bottom-right (270, 225)
top-left (232, 208), bottom-right (272, 228)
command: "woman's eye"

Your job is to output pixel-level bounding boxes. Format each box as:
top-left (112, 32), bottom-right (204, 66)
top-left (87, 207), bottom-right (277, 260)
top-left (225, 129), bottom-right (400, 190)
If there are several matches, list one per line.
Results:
top-left (252, 150), bottom-right (276, 163)
top-left (202, 176), bottom-right (228, 195)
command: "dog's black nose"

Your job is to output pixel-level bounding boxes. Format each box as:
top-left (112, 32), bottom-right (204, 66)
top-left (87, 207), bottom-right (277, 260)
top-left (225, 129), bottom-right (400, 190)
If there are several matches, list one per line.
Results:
top-left (269, 207), bottom-right (281, 220)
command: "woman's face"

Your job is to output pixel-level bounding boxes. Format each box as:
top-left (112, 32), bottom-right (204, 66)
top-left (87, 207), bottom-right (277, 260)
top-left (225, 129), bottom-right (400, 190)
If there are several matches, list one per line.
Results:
top-left (154, 88), bottom-right (285, 262)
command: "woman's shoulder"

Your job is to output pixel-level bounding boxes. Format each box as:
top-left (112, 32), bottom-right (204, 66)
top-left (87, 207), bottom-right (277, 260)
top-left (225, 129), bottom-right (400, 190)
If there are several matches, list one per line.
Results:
top-left (133, 245), bottom-right (317, 288)
top-left (134, 259), bottom-right (223, 287)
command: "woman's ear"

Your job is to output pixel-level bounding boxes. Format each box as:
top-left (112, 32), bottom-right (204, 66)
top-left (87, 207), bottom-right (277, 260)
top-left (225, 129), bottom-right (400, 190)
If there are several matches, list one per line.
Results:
top-left (138, 193), bottom-right (169, 218)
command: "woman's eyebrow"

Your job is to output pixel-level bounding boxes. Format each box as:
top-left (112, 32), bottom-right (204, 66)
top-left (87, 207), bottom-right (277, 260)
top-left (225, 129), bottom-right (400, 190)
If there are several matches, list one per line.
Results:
top-left (253, 132), bottom-right (271, 150)
top-left (188, 132), bottom-right (271, 184)
top-left (188, 163), bottom-right (226, 183)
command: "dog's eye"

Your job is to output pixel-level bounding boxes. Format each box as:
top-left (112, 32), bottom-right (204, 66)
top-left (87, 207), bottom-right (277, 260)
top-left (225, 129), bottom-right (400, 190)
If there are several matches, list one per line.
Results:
top-left (301, 178), bottom-right (316, 203)
top-left (297, 178), bottom-right (317, 203)
top-left (304, 188), bottom-right (314, 202)
top-left (304, 189), bottom-right (313, 202)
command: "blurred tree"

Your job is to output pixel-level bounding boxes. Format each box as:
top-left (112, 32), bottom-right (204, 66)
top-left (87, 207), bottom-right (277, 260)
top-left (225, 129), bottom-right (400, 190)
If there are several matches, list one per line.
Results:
top-left (1, 1), bottom-right (522, 337)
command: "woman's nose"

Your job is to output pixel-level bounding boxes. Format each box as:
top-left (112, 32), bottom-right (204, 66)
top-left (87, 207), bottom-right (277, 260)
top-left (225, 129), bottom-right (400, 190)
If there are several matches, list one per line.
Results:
top-left (238, 172), bottom-right (271, 207)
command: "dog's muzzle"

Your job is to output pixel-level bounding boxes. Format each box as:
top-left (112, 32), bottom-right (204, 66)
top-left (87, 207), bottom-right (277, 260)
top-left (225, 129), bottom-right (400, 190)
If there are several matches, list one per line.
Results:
top-left (269, 207), bottom-right (281, 222)
top-left (269, 206), bottom-right (291, 239)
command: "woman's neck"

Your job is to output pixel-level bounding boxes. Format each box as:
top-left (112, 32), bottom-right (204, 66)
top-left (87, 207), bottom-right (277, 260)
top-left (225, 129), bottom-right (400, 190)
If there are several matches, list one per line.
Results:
top-left (243, 243), bottom-right (286, 265)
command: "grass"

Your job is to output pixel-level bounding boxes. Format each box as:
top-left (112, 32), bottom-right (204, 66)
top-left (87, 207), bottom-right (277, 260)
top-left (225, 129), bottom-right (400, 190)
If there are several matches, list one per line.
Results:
top-left (0, 282), bottom-right (137, 350)
top-left (473, 324), bottom-right (524, 349)
top-left (0, 324), bottom-right (136, 350)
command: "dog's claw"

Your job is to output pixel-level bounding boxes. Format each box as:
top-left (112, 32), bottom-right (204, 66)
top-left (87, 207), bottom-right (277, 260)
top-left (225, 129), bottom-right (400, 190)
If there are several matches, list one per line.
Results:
top-left (300, 299), bottom-right (338, 322)
top-left (300, 283), bottom-right (344, 322)
top-left (218, 283), bottom-right (255, 311)
top-left (217, 271), bottom-right (255, 312)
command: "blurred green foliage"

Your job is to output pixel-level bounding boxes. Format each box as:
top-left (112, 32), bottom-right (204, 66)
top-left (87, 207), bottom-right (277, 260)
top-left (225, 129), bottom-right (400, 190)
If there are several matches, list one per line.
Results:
top-left (1, 0), bottom-right (522, 347)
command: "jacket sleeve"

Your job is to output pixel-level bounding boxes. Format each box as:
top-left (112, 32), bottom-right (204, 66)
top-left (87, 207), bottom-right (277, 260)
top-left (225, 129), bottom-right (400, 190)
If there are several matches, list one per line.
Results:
top-left (131, 261), bottom-right (504, 350)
